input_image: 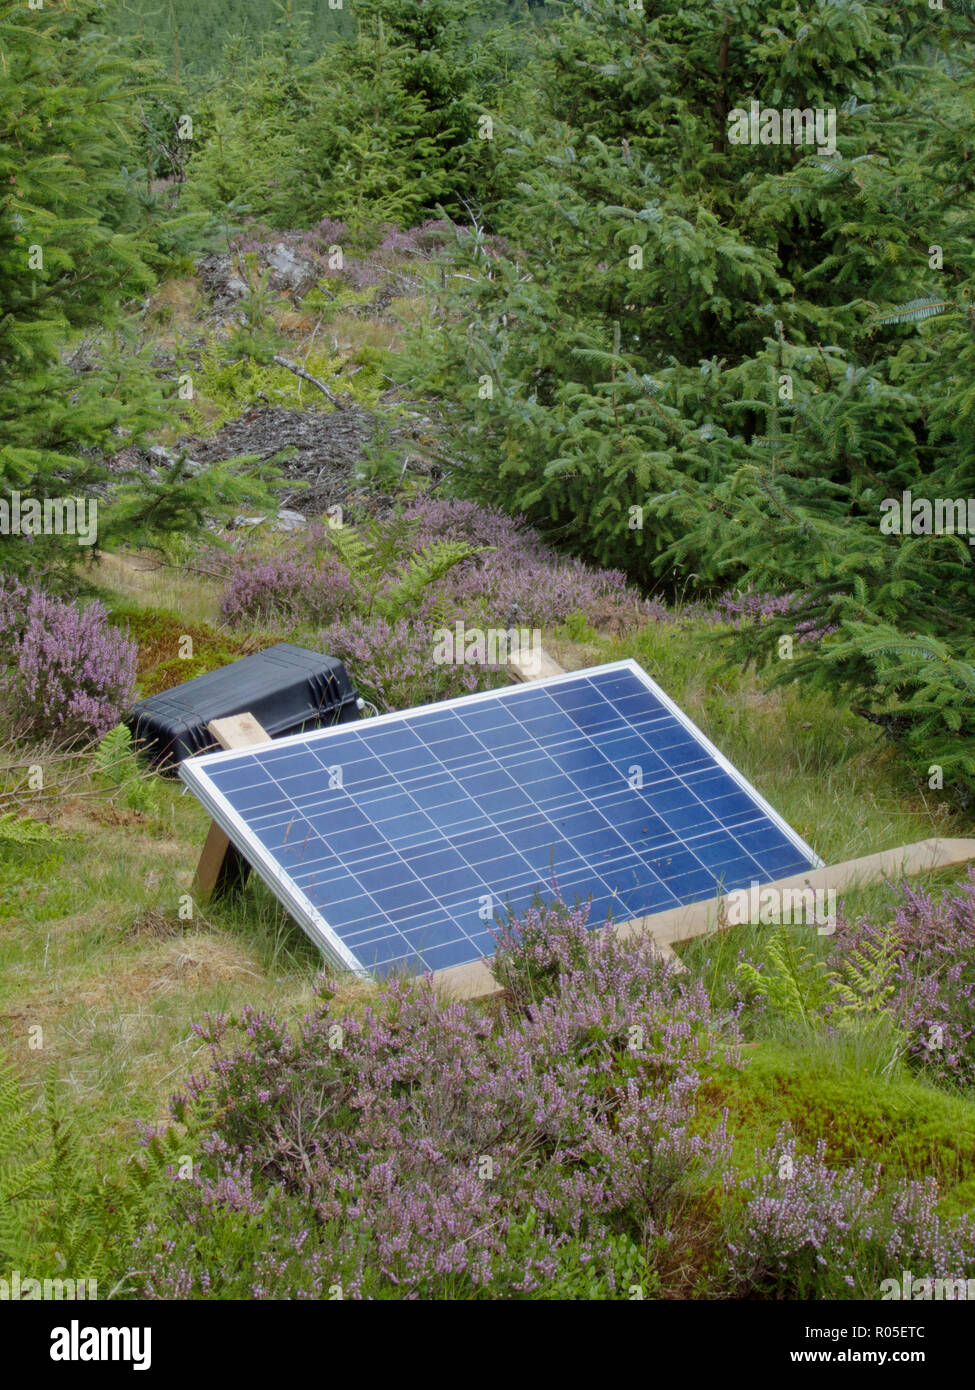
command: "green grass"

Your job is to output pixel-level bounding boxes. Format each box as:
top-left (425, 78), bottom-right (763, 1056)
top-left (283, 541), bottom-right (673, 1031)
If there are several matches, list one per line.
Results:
top-left (0, 765), bottom-right (336, 1152)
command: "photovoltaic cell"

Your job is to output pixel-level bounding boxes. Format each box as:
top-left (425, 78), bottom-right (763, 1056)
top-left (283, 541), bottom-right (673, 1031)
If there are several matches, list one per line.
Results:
top-left (179, 660), bottom-right (821, 977)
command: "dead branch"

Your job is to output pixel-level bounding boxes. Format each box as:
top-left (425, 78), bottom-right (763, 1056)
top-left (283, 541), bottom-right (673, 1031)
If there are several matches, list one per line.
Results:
top-left (272, 354), bottom-right (346, 409)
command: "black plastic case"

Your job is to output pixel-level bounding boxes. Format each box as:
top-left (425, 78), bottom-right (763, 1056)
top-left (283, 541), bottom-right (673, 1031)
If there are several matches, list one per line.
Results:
top-left (128, 642), bottom-right (360, 770)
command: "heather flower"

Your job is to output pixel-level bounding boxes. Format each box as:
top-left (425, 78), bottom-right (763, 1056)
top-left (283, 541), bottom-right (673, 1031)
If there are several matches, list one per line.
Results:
top-left (0, 575), bottom-right (137, 741)
top-left (130, 1194), bottom-right (342, 1300)
top-left (376, 219), bottom-right (459, 257)
top-left (397, 497), bottom-right (661, 628)
top-left (683, 586), bottom-right (839, 642)
top-left (832, 871), bottom-right (975, 1087)
top-left (229, 217), bottom-right (349, 268)
top-left (220, 546), bottom-right (353, 628)
top-left (0, 572), bottom-right (32, 639)
top-left (139, 897), bottom-right (740, 1299)
top-left (728, 1129), bottom-right (975, 1298)
top-left (490, 897), bottom-right (597, 1010)
top-left (219, 499), bottom-right (662, 694)
top-left (319, 610), bottom-right (504, 710)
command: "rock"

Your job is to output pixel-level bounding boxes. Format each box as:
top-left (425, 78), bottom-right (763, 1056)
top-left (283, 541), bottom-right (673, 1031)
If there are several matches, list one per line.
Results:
top-left (195, 252), bottom-right (251, 311)
top-left (226, 509), bottom-right (306, 532)
top-left (264, 242), bottom-right (320, 299)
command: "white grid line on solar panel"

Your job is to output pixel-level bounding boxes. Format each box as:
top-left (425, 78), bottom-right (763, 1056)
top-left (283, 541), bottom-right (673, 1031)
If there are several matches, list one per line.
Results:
top-left (344, 710), bottom-right (534, 962)
top-left (220, 695), bottom-right (687, 903)
top-left (325, 686), bottom-right (722, 939)
top-left (211, 722), bottom-right (579, 969)
top-left (228, 678), bottom-right (785, 896)
top-left (239, 715), bottom-right (548, 966)
top-left (203, 700), bottom-right (797, 915)
top-left (198, 668), bottom-right (811, 972)
top-left (232, 699), bottom-right (683, 823)
top-left (191, 663), bottom-right (818, 960)
top-left (351, 684), bottom-right (803, 960)
top-left (249, 709), bottom-right (567, 961)
top-left (194, 661), bottom-right (816, 849)
top-left (218, 741), bottom-right (461, 967)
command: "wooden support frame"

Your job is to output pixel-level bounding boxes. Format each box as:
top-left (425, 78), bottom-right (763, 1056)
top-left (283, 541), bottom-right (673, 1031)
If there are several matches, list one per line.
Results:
top-left (184, 658), bottom-right (975, 1003)
top-left (432, 835), bottom-right (975, 1001)
top-left (192, 713), bottom-right (272, 902)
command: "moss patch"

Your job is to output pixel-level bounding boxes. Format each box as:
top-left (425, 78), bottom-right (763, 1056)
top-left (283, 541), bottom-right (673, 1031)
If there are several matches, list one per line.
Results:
top-left (111, 607), bottom-right (282, 698)
top-left (704, 1041), bottom-right (975, 1212)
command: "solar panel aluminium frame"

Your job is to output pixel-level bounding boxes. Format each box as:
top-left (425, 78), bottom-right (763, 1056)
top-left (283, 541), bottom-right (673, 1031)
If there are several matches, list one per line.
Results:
top-left (179, 658), bottom-right (824, 979)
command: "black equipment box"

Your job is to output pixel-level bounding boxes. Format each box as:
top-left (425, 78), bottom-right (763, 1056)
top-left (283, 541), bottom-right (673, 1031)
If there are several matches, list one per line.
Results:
top-left (128, 642), bottom-right (360, 769)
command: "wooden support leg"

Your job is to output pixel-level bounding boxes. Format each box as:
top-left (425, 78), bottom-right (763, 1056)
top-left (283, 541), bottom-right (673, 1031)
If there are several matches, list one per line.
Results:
top-left (192, 712), bottom-right (272, 903)
top-left (194, 822), bottom-right (251, 900)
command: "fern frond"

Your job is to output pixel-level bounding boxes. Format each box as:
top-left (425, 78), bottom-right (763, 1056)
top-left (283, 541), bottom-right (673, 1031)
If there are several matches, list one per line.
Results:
top-left (325, 523), bottom-right (374, 582)
top-left (0, 1056), bottom-right (48, 1272)
top-left (0, 1054), bottom-right (183, 1290)
top-left (93, 724), bottom-right (135, 783)
top-left (831, 920), bottom-right (902, 1023)
top-left (0, 812), bottom-right (63, 845)
top-left (736, 930), bottom-right (836, 1028)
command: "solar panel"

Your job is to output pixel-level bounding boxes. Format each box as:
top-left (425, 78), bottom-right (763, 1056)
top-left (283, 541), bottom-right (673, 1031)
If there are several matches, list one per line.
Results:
top-left (179, 659), bottom-right (821, 979)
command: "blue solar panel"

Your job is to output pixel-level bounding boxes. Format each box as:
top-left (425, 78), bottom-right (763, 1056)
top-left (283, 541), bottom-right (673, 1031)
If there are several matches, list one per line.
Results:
top-left (179, 660), bottom-right (821, 978)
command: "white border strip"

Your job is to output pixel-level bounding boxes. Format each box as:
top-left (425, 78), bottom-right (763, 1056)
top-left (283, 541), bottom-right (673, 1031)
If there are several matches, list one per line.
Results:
top-left (179, 659), bottom-right (822, 976)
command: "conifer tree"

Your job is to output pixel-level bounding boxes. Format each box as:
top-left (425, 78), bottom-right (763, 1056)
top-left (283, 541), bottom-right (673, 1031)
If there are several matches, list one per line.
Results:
top-left (403, 0), bottom-right (975, 792)
top-left (0, 0), bottom-right (277, 578)
top-left (0, 0), bottom-right (163, 574)
top-left (182, 0), bottom-right (499, 229)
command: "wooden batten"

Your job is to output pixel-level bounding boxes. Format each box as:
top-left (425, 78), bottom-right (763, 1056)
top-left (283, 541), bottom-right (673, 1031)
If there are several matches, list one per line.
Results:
top-left (208, 713), bottom-right (276, 750)
top-left (432, 837), bottom-right (975, 1003)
